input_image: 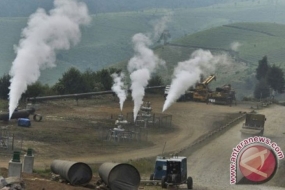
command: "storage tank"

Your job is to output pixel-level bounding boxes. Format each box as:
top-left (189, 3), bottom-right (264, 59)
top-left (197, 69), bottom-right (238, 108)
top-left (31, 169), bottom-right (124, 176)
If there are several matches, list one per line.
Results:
top-left (50, 160), bottom-right (92, 186)
top-left (98, 162), bottom-right (140, 190)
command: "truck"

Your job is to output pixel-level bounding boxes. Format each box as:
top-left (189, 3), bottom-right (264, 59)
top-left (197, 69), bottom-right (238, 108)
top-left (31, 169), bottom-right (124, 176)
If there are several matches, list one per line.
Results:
top-left (208, 84), bottom-right (236, 106)
top-left (149, 155), bottom-right (193, 189)
top-left (240, 113), bottom-right (266, 137)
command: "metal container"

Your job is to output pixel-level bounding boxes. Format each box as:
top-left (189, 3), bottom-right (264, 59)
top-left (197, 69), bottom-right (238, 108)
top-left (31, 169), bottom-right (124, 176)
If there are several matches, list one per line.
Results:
top-left (18, 118), bottom-right (31, 127)
top-left (98, 162), bottom-right (141, 190)
top-left (50, 160), bottom-right (92, 186)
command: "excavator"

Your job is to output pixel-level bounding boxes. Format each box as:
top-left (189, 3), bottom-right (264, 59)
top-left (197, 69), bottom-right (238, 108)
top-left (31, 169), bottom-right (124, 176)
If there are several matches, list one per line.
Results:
top-left (192, 75), bottom-right (216, 102)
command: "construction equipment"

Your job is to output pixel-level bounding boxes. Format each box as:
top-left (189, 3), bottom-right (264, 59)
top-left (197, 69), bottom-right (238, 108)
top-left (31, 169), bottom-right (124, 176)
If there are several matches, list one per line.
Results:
top-left (208, 84), bottom-right (236, 106)
top-left (149, 155), bottom-right (193, 189)
top-left (192, 75), bottom-right (216, 102)
top-left (164, 75), bottom-right (215, 102)
top-left (240, 113), bottom-right (266, 137)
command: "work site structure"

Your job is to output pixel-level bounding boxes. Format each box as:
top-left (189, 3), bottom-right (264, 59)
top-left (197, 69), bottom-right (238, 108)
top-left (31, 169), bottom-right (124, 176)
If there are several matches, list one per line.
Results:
top-left (193, 75), bottom-right (216, 102)
top-left (164, 75), bottom-right (216, 102)
top-left (208, 84), bottom-right (236, 106)
top-left (240, 113), bottom-right (266, 137)
top-left (135, 101), bottom-right (153, 127)
top-left (108, 114), bottom-right (132, 142)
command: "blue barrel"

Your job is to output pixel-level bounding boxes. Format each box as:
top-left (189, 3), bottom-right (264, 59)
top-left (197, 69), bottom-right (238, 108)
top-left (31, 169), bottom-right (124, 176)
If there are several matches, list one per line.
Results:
top-left (18, 118), bottom-right (31, 127)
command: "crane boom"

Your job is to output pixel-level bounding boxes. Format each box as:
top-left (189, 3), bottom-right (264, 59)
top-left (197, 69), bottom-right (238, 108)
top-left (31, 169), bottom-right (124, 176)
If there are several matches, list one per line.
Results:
top-left (202, 75), bottom-right (216, 85)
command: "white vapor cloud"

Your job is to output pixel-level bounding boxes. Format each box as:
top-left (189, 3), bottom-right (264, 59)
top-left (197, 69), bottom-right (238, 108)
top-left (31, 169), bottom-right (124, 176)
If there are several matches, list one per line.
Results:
top-left (128, 33), bottom-right (165, 121)
top-left (230, 41), bottom-right (241, 51)
top-left (162, 49), bottom-right (233, 112)
top-left (150, 13), bottom-right (172, 40)
top-left (111, 72), bottom-right (127, 111)
top-left (8, 0), bottom-right (91, 118)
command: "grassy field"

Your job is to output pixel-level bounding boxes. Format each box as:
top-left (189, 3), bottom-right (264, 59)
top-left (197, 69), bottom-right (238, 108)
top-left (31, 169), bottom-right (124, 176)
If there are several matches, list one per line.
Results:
top-left (1, 0), bottom-right (285, 85)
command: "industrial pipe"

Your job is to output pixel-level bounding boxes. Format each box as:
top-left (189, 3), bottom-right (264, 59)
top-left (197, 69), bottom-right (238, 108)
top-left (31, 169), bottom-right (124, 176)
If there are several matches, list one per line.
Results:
top-left (27, 91), bottom-right (115, 102)
top-left (0, 108), bottom-right (35, 121)
top-left (98, 162), bottom-right (141, 190)
top-left (26, 86), bottom-right (166, 102)
top-left (50, 160), bottom-right (93, 186)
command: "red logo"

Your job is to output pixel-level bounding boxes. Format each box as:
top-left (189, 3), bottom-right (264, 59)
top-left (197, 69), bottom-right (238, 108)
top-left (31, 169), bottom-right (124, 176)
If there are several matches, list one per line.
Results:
top-left (239, 144), bottom-right (277, 183)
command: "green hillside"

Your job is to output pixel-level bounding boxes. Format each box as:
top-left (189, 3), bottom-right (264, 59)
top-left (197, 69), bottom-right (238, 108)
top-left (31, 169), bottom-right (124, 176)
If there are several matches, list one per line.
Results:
top-left (175, 22), bottom-right (285, 66)
top-left (114, 22), bottom-right (285, 99)
top-left (2, 0), bottom-right (285, 85)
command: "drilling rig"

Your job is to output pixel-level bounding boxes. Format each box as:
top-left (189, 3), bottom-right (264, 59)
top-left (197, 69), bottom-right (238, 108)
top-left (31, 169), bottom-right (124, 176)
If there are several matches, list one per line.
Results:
top-left (192, 75), bottom-right (216, 102)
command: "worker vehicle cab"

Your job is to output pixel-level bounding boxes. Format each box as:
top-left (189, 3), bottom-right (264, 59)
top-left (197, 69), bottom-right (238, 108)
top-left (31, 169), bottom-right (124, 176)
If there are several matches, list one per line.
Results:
top-left (240, 113), bottom-right (266, 137)
top-left (150, 155), bottom-right (193, 189)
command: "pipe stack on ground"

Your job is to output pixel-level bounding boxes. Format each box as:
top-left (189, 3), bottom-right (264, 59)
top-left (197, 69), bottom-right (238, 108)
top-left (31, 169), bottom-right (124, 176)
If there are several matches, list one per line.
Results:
top-left (0, 108), bottom-right (35, 121)
top-left (98, 162), bottom-right (141, 190)
top-left (50, 160), bottom-right (92, 186)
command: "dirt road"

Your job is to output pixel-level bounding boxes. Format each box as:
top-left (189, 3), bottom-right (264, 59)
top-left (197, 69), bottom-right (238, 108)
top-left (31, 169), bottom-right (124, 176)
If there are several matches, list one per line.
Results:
top-left (183, 104), bottom-right (285, 190)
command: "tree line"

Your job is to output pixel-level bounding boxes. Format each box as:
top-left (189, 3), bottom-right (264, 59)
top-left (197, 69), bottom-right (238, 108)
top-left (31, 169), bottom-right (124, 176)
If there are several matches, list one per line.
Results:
top-left (1, 55), bottom-right (281, 101)
top-left (0, 67), bottom-right (163, 100)
top-left (254, 56), bottom-right (285, 99)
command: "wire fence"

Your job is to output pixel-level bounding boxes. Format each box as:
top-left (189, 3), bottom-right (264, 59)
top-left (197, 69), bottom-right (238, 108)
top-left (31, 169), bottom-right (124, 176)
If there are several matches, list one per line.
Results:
top-left (125, 112), bottom-right (172, 128)
top-left (97, 125), bottom-right (148, 142)
top-left (0, 126), bottom-right (23, 156)
top-left (106, 112), bottom-right (172, 143)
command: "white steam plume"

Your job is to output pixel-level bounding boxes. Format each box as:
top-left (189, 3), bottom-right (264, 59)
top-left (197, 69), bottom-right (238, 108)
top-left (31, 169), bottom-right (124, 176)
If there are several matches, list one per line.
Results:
top-left (162, 49), bottom-right (232, 112)
top-left (230, 41), bottom-right (241, 51)
top-left (111, 72), bottom-right (127, 111)
top-left (128, 33), bottom-right (165, 121)
top-left (150, 13), bottom-right (172, 40)
top-left (8, 0), bottom-right (91, 119)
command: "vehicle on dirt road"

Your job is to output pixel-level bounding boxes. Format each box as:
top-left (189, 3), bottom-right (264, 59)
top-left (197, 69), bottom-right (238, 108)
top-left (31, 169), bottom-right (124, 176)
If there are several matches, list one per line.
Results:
top-left (240, 113), bottom-right (266, 137)
top-left (149, 155), bottom-right (193, 189)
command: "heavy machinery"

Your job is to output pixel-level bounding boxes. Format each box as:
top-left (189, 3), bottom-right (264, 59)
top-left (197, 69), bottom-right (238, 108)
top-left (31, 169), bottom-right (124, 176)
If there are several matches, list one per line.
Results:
top-left (208, 84), bottom-right (236, 106)
top-left (149, 155), bottom-right (193, 189)
top-left (240, 113), bottom-right (266, 137)
top-left (164, 75), bottom-right (215, 102)
top-left (192, 75), bottom-right (216, 102)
